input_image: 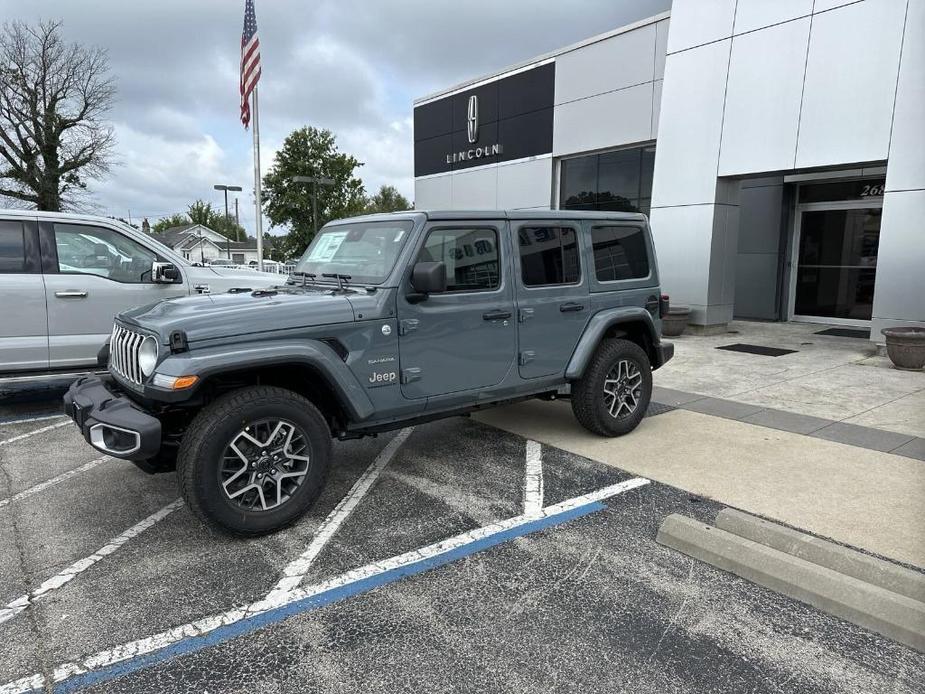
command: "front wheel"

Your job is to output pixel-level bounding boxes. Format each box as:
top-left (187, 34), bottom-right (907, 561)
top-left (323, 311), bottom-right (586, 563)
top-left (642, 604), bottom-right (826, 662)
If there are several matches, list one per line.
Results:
top-left (177, 385), bottom-right (331, 536)
top-left (571, 339), bottom-right (652, 437)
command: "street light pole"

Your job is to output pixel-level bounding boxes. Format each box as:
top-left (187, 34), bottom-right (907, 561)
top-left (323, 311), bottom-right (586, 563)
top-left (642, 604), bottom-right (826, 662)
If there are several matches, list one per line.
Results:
top-left (214, 184), bottom-right (243, 260)
top-left (292, 175), bottom-right (335, 241)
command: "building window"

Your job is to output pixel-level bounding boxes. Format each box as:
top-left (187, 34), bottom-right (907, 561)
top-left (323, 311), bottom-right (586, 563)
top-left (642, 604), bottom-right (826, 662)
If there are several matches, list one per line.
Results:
top-left (519, 226), bottom-right (580, 286)
top-left (417, 227), bottom-right (500, 292)
top-left (559, 144), bottom-right (655, 216)
top-left (232, 253), bottom-right (245, 264)
top-left (591, 226), bottom-right (649, 281)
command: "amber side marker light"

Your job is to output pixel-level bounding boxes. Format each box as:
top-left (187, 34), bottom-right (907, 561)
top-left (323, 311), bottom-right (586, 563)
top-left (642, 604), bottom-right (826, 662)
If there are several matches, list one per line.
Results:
top-left (172, 375), bottom-right (199, 390)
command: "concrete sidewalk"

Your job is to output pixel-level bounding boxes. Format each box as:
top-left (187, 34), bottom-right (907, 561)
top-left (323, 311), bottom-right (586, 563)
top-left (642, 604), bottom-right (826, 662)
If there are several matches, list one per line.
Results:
top-left (475, 401), bottom-right (925, 570)
top-left (655, 321), bottom-right (925, 438)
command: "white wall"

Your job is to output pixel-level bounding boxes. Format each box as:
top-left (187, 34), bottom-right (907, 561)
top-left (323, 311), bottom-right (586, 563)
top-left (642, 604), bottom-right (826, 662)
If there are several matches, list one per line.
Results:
top-left (652, 0), bottom-right (914, 329)
top-left (553, 18), bottom-right (667, 157)
top-left (414, 157), bottom-right (552, 210)
top-left (872, 0), bottom-right (925, 336)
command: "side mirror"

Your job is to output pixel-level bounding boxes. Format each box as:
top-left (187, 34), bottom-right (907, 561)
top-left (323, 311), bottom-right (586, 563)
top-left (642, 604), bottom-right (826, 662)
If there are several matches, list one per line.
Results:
top-left (409, 261), bottom-right (447, 301)
top-left (152, 261), bottom-right (181, 283)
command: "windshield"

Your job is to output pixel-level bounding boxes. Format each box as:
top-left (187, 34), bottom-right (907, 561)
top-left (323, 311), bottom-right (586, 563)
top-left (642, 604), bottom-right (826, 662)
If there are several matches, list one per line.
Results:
top-left (293, 220), bottom-right (413, 284)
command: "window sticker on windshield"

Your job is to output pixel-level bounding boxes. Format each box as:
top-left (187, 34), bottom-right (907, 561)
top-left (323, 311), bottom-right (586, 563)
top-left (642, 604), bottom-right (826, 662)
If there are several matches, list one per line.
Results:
top-left (308, 231), bottom-right (348, 261)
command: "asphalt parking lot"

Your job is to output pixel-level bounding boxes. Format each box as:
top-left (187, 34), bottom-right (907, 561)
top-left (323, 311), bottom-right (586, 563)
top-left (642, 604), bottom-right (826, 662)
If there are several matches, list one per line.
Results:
top-left (1, 390), bottom-right (923, 693)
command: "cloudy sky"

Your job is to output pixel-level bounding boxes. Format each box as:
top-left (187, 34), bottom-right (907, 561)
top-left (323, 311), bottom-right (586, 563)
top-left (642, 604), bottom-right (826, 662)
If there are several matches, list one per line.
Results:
top-left (1, 0), bottom-right (669, 234)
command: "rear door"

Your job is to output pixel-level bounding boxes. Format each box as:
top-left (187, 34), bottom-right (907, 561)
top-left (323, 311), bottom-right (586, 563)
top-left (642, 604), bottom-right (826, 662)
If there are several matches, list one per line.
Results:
top-left (0, 218), bottom-right (48, 372)
top-left (513, 221), bottom-right (590, 379)
top-left (41, 221), bottom-right (189, 369)
top-left (397, 221), bottom-right (516, 399)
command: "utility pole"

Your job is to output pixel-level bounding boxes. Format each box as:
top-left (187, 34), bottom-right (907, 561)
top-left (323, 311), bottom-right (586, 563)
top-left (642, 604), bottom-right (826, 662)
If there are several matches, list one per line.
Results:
top-left (234, 198), bottom-right (240, 241)
top-left (291, 175), bottom-right (335, 240)
top-left (214, 184), bottom-right (243, 259)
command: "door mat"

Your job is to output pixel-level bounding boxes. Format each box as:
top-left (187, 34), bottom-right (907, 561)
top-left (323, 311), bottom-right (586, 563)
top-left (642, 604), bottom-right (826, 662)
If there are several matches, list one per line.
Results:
top-left (815, 327), bottom-right (870, 339)
top-left (716, 343), bottom-right (798, 357)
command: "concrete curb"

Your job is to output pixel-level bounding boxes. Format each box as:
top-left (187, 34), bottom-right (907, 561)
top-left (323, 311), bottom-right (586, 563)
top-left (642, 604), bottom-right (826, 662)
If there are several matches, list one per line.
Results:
top-left (656, 514), bottom-right (925, 653)
top-left (715, 508), bottom-right (925, 603)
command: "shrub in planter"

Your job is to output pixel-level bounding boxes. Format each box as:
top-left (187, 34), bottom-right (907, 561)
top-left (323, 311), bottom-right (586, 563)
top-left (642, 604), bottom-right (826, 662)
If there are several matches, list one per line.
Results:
top-left (881, 327), bottom-right (925, 370)
top-left (661, 306), bottom-right (690, 337)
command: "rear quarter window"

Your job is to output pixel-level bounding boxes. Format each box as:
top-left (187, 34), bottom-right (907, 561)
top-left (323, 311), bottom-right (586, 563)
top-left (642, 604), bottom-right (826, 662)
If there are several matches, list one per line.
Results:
top-left (0, 221), bottom-right (26, 273)
top-left (591, 225), bottom-right (649, 282)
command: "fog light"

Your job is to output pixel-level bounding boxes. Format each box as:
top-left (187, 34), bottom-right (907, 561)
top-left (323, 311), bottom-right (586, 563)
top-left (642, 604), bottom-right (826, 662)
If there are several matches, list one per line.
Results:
top-left (89, 423), bottom-right (141, 455)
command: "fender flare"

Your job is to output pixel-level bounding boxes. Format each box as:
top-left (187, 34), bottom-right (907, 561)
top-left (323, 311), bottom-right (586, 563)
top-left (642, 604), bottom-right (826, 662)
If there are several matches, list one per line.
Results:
top-left (565, 307), bottom-right (660, 380)
top-left (152, 340), bottom-right (375, 421)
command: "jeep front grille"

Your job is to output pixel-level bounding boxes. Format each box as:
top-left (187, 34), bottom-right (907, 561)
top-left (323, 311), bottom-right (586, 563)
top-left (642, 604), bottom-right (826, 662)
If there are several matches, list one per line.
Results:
top-left (110, 325), bottom-right (145, 385)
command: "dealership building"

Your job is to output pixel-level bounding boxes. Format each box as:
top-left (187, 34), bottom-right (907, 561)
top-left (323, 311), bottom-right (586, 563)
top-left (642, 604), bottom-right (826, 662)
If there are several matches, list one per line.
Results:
top-left (413, 0), bottom-right (924, 340)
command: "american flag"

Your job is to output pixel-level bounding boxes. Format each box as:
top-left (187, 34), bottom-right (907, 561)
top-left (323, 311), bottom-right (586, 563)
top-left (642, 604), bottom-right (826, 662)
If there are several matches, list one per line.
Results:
top-left (240, 0), bottom-right (261, 128)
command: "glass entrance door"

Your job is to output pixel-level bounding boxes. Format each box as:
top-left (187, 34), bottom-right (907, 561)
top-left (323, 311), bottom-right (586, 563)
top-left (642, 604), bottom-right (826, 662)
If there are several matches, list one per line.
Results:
top-left (792, 207), bottom-right (881, 323)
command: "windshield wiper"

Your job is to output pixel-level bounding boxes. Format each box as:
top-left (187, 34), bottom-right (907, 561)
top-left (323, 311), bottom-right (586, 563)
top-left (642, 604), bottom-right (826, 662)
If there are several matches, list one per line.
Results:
top-left (322, 273), bottom-right (352, 290)
top-left (288, 271), bottom-right (316, 287)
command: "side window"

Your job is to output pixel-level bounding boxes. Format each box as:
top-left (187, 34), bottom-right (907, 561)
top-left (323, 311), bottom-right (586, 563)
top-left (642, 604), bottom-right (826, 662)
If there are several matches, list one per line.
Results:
top-left (53, 224), bottom-right (158, 284)
top-left (591, 225), bottom-right (650, 281)
top-left (0, 221), bottom-right (27, 273)
top-left (519, 226), bottom-right (580, 286)
top-left (417, 227), bottom-right (500, 292)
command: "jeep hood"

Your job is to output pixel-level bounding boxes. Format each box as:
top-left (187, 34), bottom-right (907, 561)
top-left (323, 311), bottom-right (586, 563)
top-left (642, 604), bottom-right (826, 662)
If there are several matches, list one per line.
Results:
top-left (119, 289), bottom-right (355, 343)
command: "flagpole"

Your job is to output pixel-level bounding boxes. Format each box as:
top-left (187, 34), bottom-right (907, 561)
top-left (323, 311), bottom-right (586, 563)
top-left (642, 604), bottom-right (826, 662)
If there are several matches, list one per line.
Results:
top-left (251, 86), bottom-right (264, 272)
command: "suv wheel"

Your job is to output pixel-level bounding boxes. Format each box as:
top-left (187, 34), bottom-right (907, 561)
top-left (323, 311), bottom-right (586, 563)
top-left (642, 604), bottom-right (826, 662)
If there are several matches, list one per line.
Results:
top-left (177, 386), bottom-right (331, 536)
top-left (571, 338), bottom-right (652, 437)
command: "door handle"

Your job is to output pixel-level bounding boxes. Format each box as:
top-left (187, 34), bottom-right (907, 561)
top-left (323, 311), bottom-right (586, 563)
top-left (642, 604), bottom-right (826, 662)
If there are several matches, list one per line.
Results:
top-left (55, 290), bottom-right (88, 299)
top-left (559, 302), bottom-right (585, 313)
top-left (483, 309), bottom-right (512, 321)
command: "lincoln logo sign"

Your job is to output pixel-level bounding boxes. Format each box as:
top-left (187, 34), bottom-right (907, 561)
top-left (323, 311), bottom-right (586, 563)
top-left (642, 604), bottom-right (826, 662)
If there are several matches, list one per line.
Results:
top-left (445, 94), bottom-right (503, 164)
top-left (467, 95), bottom-right (479, 143)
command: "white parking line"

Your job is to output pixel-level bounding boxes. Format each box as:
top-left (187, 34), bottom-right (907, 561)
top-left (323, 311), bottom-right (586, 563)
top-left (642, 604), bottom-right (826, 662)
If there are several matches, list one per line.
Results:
top-left (0, 499), bottom-right (184, 627)
top-left (267, 427), bottom-right (414, 598)
top-left (0, 476), bottom-right (650, 693)
top-left (0, 456), bottom-right (109, 510)
top-left (0, 413), bottom-right (66, 426)
top-left (524, 439), bottom-right (544, 517)
top-left (0, 420), bottom-right (70, 446)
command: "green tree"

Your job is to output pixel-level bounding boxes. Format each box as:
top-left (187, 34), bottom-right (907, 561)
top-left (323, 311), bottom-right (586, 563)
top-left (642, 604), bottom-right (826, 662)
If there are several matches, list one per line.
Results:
top-left (186, 199), bottom-right (246, 241)
top-left (364, 184), bottom-right (411, 214)
top-left (262, 127), bottom-right (366, 258)
top-left (152, 213), bottom-right (190, 234)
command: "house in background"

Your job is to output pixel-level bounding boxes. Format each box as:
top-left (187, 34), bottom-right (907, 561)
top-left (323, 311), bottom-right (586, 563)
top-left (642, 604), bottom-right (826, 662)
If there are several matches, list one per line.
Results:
top-left (148, 224), bottom-right (268, 265)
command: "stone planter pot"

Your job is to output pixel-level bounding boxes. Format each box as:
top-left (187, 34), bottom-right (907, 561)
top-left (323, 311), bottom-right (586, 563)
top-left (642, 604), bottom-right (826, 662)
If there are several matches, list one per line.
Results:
top-left (661, 307), bottom-right (691, 337)
top-left (881, 327), bottom-right (925, 370)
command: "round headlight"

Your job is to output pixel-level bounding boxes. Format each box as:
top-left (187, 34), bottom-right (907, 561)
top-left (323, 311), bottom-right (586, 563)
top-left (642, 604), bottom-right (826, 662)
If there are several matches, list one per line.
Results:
top-left (138, 336), bottom-right (158, 377)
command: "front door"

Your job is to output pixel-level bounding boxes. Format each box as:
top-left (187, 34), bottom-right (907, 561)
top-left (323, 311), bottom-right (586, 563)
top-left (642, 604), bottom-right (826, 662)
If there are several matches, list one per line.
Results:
top-left (513, 221), bottom-right (589, 378)
top-left (397, 222), bottom-right (516, 399)
top-left (41, 221), bottom-right (189, 369)
top-left (791, 206), bottom-right (881, 324)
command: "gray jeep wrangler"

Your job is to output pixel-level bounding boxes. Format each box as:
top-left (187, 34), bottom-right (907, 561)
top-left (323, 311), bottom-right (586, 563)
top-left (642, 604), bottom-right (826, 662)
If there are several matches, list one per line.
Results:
top-left (64, 210), bottom-right (673, 535)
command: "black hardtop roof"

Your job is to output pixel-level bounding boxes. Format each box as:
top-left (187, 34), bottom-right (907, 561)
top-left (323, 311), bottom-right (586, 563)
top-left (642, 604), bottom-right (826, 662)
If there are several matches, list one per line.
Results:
top-left (327, 209), bottom-right (647, 225)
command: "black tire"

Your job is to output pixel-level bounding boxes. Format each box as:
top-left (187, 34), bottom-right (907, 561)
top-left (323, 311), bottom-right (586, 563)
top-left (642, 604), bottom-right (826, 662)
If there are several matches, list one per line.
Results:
top-left (571, 338), bottom-right (652, 437)
top-left (177, 385), bottom-right (331, 536)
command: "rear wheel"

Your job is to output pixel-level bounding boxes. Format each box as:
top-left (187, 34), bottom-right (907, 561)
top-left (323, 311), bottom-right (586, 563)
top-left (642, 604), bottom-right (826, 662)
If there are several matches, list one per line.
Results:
top-left (177, 385), bottom-right (331, 536)
top-left (571, 338), bottom-right (652, 437)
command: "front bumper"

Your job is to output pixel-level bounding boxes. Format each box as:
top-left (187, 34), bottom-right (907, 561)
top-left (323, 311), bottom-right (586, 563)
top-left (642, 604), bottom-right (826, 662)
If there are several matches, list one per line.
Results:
top-left (654, 340), bottom-right (674, 369)
top-left (63, 375), bottom-right (162, 460)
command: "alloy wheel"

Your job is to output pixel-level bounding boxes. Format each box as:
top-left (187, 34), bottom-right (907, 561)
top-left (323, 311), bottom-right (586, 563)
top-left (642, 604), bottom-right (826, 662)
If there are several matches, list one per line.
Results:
top-left (219, 418), bottom-right (311, 511)
top-left (602, 359), bottom-right (643, 419)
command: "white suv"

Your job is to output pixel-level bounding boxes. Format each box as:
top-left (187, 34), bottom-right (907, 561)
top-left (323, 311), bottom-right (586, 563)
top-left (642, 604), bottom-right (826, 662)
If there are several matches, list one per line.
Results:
top-left (0, 210), bottom-right (280, 376)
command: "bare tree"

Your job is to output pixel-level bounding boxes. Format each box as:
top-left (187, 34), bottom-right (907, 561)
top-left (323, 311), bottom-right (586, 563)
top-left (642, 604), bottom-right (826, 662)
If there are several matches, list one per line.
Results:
top-left (0, 20), bottom-right (115, 211)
